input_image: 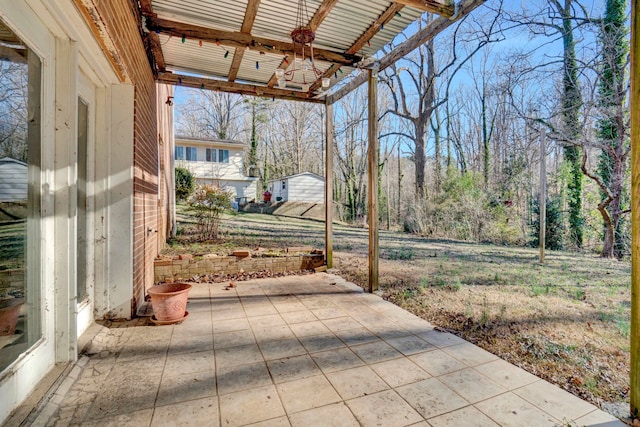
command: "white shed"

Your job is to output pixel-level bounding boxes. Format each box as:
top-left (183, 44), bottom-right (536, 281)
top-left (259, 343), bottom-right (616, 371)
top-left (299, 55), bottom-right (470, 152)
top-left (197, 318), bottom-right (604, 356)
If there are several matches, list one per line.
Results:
top-left (0, 157), bottom-right (27, 202)
top-left (267, 172), bottom-right (325, 203)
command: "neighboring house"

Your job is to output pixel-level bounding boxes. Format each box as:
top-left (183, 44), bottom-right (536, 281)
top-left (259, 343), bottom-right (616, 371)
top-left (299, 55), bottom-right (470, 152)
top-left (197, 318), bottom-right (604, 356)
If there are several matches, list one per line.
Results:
top-left (267, 172), bottom-right (325, 203)
top-left (175, 137), bottom-right (258, 202)
top-left (0, 158), bottom-right (27, 203)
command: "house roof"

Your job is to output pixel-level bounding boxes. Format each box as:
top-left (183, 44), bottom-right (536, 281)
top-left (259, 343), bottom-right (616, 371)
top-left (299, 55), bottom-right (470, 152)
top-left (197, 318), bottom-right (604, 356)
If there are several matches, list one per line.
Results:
top-left (175, 136), bottom-right (247, 148)
top-left (268, 171), bottom-right (325, 182)
top-left (0, 157), bottom-right (27, 167)
top-left (137, 0), bottom-right (485, 103)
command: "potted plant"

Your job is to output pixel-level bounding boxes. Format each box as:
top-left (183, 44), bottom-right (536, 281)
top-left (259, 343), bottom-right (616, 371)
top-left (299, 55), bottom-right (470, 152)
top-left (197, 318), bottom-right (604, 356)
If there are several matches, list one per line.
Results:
top-left (147, 282), bottom-right (192, 325)
top-left (0, 290), bottom-right (24, 336)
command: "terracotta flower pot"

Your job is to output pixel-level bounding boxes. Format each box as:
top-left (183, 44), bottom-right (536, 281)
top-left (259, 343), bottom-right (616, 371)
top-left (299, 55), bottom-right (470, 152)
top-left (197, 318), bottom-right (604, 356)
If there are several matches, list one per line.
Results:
top-left (148, 283), bottom-right (191, 324)
top-left (0, 297), bottom-right (25, 336)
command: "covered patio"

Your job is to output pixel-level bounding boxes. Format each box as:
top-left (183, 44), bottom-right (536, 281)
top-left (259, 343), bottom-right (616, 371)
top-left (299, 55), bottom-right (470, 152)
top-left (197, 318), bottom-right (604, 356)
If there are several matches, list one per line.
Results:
top-left (1, 0), bottom-right (640, 424)
top-left (20, 274), bottom-right (622, 426)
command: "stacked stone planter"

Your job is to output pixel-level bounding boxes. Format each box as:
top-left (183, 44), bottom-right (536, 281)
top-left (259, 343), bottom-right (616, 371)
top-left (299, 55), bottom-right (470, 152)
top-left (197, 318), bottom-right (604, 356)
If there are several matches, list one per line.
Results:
top-left (154, 251), bottom-right (325, 283)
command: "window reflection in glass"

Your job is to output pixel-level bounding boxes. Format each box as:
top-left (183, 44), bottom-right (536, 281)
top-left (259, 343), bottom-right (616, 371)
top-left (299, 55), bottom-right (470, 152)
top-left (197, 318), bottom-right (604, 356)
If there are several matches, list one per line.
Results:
top-left (0, 21), bottom-right (41, 372)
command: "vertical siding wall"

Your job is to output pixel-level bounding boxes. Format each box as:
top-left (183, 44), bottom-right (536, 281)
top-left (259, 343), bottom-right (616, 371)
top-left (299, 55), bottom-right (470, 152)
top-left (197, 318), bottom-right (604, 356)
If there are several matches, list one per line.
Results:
top-left (94, 0), bottom-right (163, 314)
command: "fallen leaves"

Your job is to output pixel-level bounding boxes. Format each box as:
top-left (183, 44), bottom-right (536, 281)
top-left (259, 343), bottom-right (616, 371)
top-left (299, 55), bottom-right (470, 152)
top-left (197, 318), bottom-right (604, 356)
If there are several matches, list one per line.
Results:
top-left (184, 268), bottom-right (314, 286)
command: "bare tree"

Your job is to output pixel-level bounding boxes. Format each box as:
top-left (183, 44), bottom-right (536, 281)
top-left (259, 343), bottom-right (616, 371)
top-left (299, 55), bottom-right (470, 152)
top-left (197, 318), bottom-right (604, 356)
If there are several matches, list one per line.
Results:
top-left (381, 5), bottom-right (503, 202)
top-left (0, 60), bottom-right (28, 161)
top-left (176, 89), bottom-right (244, 139)
top-left (333, 87), bottom-right (369, 222)
top-left (263, 101), bottom-right (322, 178)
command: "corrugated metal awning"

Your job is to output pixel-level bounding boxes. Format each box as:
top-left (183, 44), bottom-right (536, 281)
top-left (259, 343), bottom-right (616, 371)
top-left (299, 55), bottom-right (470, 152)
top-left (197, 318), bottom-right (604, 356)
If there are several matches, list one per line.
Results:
top-left (138, 0), bottom-right (481, 103)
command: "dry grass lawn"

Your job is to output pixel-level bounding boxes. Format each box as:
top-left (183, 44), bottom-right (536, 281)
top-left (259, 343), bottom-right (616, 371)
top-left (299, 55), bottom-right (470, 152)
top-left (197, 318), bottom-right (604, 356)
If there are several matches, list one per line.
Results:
top-left (164, 210), bottom-right (631, 415)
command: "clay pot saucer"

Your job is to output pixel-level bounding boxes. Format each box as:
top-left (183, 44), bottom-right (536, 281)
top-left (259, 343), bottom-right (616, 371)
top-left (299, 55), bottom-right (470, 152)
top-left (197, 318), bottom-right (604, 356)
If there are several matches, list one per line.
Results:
top-left (150, 311), bottom-right (189, 325)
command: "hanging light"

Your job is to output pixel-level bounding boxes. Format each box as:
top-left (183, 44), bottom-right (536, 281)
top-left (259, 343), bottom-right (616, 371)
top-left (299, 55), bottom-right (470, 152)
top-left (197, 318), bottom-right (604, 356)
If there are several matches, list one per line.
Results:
top-left (276, 0), bottom-right (326, 92)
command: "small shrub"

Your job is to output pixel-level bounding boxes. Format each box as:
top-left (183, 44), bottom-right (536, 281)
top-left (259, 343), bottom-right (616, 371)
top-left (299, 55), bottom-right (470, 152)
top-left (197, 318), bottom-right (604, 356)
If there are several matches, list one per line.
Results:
top-left (175, 167), bottom-right (195, 201)
top-left (529, 195), bottom-right (565, 250)
top-left (531, 284), bottom-right (550, 296)
top-left (428, 276), bottom-right (461, 292)
top-left (419, 277), bottom-right (427, 288)
top-left (403, 170), bottom-right (525, 245)
top-left (387, 248), bottom-right (415, 260)
top-left (617, 319), bottom-right (630, 338)
top-left (187, 184), bottom-right (233, 241)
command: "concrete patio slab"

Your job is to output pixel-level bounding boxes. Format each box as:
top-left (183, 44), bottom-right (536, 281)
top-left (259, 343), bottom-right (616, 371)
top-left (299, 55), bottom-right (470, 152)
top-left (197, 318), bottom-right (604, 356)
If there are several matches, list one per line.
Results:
top-left (27, 273), bottom-right (625, 427)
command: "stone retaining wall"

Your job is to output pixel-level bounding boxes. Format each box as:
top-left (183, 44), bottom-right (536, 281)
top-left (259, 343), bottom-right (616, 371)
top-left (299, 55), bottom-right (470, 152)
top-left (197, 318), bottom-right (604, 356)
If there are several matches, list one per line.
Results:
top-left (0, 268), bottom-right (24, 291)
top-left (154, 254), bottom-right (324, 283)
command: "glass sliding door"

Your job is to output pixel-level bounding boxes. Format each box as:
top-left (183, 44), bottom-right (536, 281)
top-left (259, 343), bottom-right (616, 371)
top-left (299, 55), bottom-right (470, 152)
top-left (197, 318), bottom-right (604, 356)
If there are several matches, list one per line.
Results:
top-left (0, 21), bottom-right (42, 372)
top-left (77, 98), bottom-right (88, 302)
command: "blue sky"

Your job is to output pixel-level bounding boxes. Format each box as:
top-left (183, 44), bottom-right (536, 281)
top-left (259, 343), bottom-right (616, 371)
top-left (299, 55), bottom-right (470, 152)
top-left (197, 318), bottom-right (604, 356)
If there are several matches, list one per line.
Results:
top-left (174, 0), bottom-right (615, 154)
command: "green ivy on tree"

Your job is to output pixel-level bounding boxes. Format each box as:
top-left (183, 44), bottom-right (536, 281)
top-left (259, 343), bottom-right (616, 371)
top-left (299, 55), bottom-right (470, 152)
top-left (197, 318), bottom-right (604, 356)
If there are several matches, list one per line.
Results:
top-left (530, 196), bottom-right (565, 251)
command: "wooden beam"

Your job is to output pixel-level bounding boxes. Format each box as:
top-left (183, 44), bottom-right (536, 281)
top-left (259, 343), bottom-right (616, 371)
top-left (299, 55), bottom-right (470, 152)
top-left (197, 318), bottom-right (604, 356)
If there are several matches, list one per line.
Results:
top-left (146, 17), bottom-right (360, 66)
top-left (378, 0), bottom-right (483, 70)
top-left (393, 0), bottom-right (454, 17)
top-left (325, 102), bottom-right (334, 268)
top-left (148, 32), bottom-right (166, 71)
top-left (367, 68), bottom-right (379, 293)
top-left (229, 0), bottom-right (261, 82)
top-left (309, 0), bottom-right (340, 31)
top-left (228, 50), bottom-right (245, 82)
top-left (241, 0), bottom-right (261, 33)
top-left (630, 0), bottom-right (640, 417)
top-left (267, 56), bottom-right (292, 88)
top-left (326, 70), bottom-right (367, 105)
top-left (139, 0), bottom-right (155, 16)
top-left (326, 0), bottom-right (485, 104)
top-left (310, 3), bottom-right (405, 94)
top-left (72, 0), bottom-right (127, 82)
top-left (348, 3), bottom-right (405, 55)
top-left (309, 63), bottom-right (341, 93)
top-left (137, 0), bottom-right (165, 72)
top-left (0, 46), bottom-right (26, 63)
top-left (156, 71), bottom-right (324, 104)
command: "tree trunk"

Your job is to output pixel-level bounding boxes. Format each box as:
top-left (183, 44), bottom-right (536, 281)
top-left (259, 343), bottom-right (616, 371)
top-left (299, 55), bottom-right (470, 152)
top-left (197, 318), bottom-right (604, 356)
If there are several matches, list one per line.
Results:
top-left (397, 143), bottom-right (402, 224)
top-left (600, 203), bottom-right (616, 258)
top-left (433, 107), bottom-right (442, 194)
top-left (414, 119), bottom-right (427, 199)
top-left (482, 84), bottom-right (490, 189)
top-left (559, 0), bottom-right (584, 248)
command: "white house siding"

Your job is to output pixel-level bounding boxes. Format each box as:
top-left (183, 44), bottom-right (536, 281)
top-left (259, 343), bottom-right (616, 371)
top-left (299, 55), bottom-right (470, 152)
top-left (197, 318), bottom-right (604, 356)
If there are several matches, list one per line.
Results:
top-left (268, 173), bottom-right (325, 203)
top-left (175, 138), bottom-right (258, 201)
top-left (198, 177), bottom-right (258, 201)
top-left (178, 155), bottom-right (245, 181)
top-left (0, 158), bottom-right (27, 202)
top-left (269, 178), bottom-right (288, 201)
top-left (289, 174), bottom-right (325, 203)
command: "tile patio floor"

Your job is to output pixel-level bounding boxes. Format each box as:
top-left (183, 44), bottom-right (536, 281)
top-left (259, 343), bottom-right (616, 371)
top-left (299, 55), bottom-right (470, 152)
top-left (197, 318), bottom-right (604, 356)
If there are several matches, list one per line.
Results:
top-left (32, 273), bottom-right (623, 426)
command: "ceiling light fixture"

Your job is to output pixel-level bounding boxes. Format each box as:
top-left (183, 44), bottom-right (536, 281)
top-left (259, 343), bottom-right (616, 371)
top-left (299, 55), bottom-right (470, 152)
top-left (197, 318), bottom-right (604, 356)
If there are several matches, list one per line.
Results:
top-left (275, 0), bottom-right (329, 92)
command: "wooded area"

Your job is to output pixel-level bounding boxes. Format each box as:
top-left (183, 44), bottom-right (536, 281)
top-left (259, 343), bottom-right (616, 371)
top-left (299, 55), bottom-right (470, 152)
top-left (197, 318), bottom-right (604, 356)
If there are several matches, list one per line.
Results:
top-left (173, 0), bottom-right (631, 258)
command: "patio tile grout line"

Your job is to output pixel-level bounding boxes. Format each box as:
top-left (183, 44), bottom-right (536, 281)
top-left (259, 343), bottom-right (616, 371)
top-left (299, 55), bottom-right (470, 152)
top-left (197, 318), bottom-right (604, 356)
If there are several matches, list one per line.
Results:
top-left (252, 282), bottom-right (510, 425)
top-left (193, 278), bottom-right (599, 426)
top-left (209, 284), bottom-right (226, 427)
